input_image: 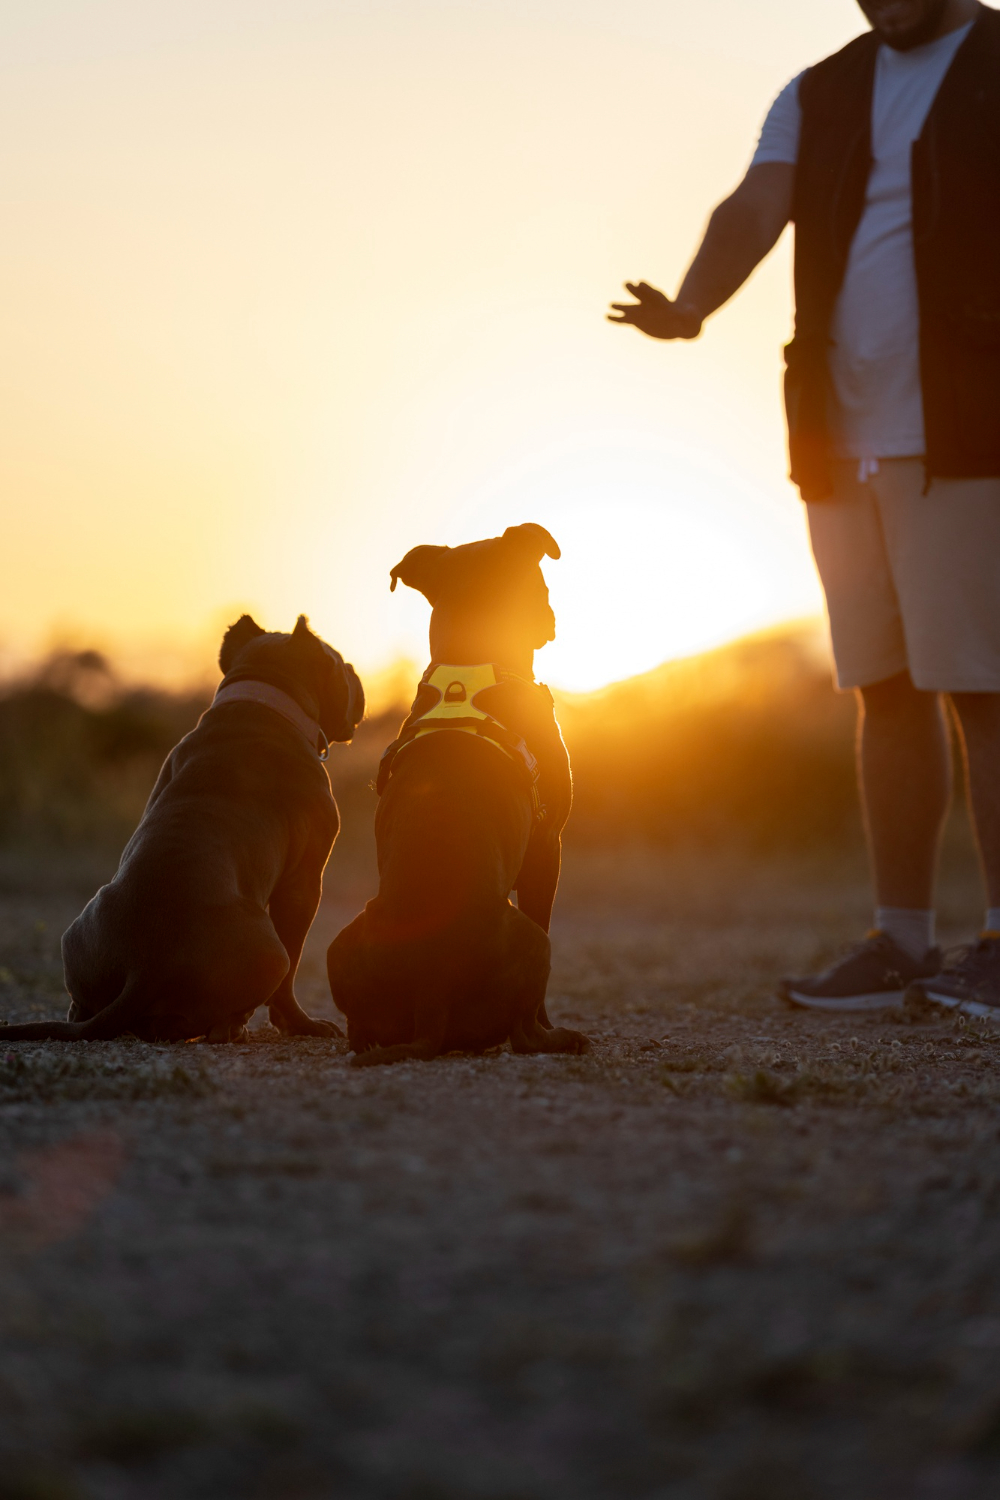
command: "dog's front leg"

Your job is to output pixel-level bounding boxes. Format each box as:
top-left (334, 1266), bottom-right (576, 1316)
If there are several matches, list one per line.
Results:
top-left (512, 827), bottom-right (562, 935)
top-left (513, 827), bottom-right (563, 1028)
top-left (267, 864), bottom-right (343, 1038)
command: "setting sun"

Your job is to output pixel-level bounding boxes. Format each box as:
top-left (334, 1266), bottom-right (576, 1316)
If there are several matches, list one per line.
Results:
top-left (430, 432), bottom-right (820, 691)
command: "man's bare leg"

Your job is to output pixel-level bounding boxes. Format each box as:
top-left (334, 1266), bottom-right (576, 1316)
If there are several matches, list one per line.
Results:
top-left (779, 670), bottom-right (950, 1009)
top-left (857, 671), bottom-right (952, 910)
top-left (950, 692), bottom-right (1000, 911)
top-left (904, 693), bottom-right (1000, 1015)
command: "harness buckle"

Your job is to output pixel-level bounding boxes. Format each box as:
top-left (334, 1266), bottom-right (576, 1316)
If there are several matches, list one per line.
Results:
top-left (375, 664), bottom-right (546, 821)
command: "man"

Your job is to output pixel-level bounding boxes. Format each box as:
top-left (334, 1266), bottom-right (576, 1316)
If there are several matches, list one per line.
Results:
top-left (610, 0), bottom-right (1000, 1016)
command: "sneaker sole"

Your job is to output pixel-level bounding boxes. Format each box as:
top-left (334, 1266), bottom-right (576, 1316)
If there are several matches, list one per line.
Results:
top-left (958, 997), bottom-right (1000, 1021)
top-left (905, 986), bottom-right (1000, 1021)
top-left (904, 985), bottom-right (960, 1015)
top-left (781, 987), bottom-right (905, 1013)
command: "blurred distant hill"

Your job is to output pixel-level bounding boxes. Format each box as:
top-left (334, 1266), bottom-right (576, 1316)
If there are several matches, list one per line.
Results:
top-left (556, 624), bottom-right (859, 850)
top-left (0, 627), bottom-right (862, 865)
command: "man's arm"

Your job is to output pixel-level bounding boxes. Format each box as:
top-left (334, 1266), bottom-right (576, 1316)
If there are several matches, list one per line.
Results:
top-left (608, 161), bottom-right (794, 340)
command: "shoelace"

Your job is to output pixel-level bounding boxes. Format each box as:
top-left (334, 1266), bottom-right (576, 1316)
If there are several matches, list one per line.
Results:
top-left (939, 937), bottom-right (1000, 985)
top-left (823, 930), bottom-right (902, 977)
top-left (840, 930), bottom-right (899, 960)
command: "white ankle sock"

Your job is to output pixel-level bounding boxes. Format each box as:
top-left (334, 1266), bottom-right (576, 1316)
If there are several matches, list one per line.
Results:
top-left (984, 909), bottom-right (1000, 936)
top-left (874, 907), bottom-right (935, 960)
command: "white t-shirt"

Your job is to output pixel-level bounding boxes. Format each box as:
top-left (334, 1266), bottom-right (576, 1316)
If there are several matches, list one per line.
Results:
top-left (751, 22), bottom-right (973, 460)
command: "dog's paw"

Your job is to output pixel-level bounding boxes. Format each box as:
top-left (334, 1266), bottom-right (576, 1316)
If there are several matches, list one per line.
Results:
top-left (299, 1017), bottom-right (344, 1039)
top-left (349, 1049), bottom-right (382, 1069)
top-left (205, 1022), bottom-right (251, 1044)
top-left (550, 1026), bottom-right (591, 1055)
top-left (350, 1043), bottom-right (430, 1067)
top-left (269, 1005), bottom-right (345, 1039)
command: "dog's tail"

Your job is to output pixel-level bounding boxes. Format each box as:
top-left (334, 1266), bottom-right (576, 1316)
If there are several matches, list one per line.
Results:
top-left (0, 977), bottom-right (144, 1042)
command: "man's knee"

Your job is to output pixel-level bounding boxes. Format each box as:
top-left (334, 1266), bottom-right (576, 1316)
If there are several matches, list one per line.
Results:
top-left (859, 671), bottom-right (938, 721)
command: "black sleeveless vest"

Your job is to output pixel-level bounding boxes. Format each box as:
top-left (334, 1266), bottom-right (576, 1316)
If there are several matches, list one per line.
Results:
top-left (785, 6), bottom-right (1000, 500)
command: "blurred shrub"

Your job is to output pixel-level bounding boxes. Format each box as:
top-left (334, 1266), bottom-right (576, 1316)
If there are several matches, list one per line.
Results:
top-left (0, 630), bottom-right (863, 857)
top-left (0, 649), bottom-right (401, 862)
top-left (0, 651), bottom-right (211, 849)
top-left (0, 1045), bottom-right (216, 1102)
top-left (555, 627), bottom-right (860, 851)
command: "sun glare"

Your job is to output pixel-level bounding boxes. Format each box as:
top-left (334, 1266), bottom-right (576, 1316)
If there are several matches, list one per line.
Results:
top-left (437, 434), bottom-right (822, 692)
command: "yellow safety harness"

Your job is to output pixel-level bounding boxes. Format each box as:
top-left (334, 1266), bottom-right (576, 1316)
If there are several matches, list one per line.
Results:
top-left (376, 664), bottom-right (543, 818)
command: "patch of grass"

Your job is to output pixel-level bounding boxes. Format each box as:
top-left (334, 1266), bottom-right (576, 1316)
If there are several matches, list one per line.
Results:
top-left (74, 1408), bottom-right (210, 1463)
top-left (206, 1155), bottom-right (321, 1177)
top-left (661, 1049), bottom-right (722, 1074)
top-left (0, 1045), bottom-right (215, 1102)
top-left (715, 1456), bottom-right (822, 1500)
top-left (554, 1056), bottom-right (602, 1082)
top-left (234, 1403), bottom-right (305, 1449)
top-left (726, 1069), bottom-right (797, 1107)
top-left (657, 1067), bottom-right (695, 1096)
top-left (0, 1467), bottom-right (81, 1500)
top-left (949, 1389), bottom-right (1000, 1454)
top-left (719, 1055), bottom-right (1000, 1113)
top-left (667, 1200), bottom-right (753, 1266)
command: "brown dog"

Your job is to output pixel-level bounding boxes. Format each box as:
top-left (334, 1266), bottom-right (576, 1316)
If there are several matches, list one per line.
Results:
top-left (326, 523), bottom-right (589, 1065)
top-left (0, 615), bottom-right (364, 1044)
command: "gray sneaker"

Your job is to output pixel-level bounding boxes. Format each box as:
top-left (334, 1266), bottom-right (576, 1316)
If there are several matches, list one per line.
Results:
top-left (779, 931), bottom-right (942, 1013)
top-left (905, 935), bottom-right (1000, 1019)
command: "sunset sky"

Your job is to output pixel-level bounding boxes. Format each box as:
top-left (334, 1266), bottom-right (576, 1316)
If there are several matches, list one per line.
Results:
top-left (2, 0), bottom-right (865, 693)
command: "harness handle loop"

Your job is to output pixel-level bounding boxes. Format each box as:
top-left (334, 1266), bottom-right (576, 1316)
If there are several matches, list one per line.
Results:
top-left (374, 663), bottom-right (545, 820)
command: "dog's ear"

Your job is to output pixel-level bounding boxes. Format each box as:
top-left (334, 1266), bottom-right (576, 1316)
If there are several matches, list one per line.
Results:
top-left (292, 614), bottom-right (315, 642)
top-left (389, 545), bottom-right (449, 603)
top-left (219, 614), bottom-right (265, 675)
top-left (501, 523), bottom-right (561, 562)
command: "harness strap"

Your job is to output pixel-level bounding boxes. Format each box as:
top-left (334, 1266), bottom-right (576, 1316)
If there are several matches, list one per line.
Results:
top-left (375, 663), bottom-right (543, 818)
top-left (209, 681), bottom-right (330, 761)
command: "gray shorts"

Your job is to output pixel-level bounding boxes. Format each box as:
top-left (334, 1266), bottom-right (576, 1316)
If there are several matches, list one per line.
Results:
top-left (806, 459), bottom-right (1000, 693)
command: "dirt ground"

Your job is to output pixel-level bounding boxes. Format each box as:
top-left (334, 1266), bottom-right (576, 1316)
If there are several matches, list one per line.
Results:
top-left (2, 830), bottom-right (1000, 1500)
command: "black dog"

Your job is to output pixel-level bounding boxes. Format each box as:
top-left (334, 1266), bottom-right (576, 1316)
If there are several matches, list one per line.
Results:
top-left (327, 523), bottom-right (589, 1064)
top-left (1, 616), bottom-right (364, 1043)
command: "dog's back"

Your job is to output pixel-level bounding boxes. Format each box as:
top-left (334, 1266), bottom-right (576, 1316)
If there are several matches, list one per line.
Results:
top-left (335, 725), bottom-right (530, 1015)
top-left (112, 703), bottom-right (337, 917)
top-left (330, 727), bottom-right (546, 1050)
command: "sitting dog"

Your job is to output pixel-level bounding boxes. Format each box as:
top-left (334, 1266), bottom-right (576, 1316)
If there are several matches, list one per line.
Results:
top-left (327, 522), bottom-right (590, 1065)
top-left (0, 615), bottom-right (364, 1043)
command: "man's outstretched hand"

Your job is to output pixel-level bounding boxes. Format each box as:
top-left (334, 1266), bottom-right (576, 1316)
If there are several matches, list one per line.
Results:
top-left (607, 281), bottom-right (702, 340)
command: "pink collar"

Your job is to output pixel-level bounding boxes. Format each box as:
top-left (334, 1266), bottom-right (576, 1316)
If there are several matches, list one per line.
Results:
top-left (210, 681), bottom-right (329, 760)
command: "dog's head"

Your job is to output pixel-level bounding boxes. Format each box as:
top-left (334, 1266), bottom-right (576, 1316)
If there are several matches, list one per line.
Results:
top-left (218, 615), bottom-right (365, 743)
top-left (389, 523), bottom-right (560, 670)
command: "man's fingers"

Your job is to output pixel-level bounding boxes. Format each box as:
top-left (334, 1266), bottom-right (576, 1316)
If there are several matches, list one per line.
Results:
top-left (610, 281), bottom-right (680, 333)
